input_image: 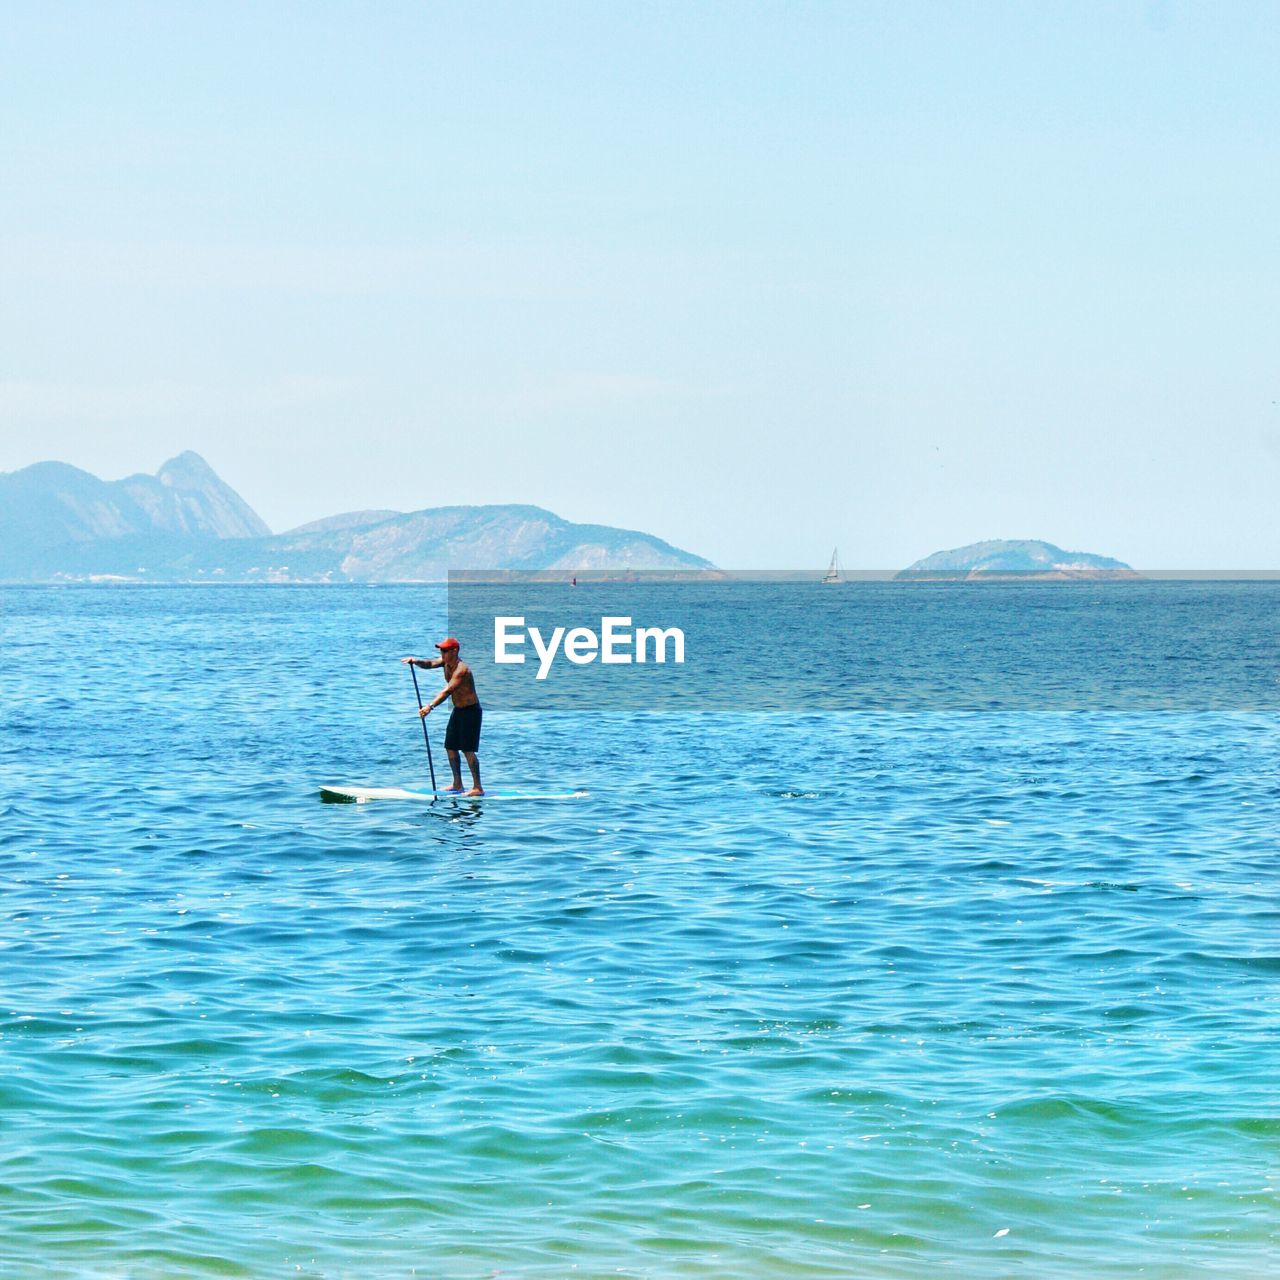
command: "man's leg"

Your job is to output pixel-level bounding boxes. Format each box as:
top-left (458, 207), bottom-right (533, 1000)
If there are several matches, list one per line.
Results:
top-left (463, 751), bottom-right (483, 796)
top-left (444, 748), bottom-right (464, 792)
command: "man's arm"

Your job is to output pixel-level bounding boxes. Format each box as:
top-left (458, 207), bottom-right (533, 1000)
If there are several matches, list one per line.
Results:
top-left (420, 663), bottom-right (469, 715)
top-left (427, 665), bottom-right (465, 706)
top-left (401, 656), bottom-right (444, 669)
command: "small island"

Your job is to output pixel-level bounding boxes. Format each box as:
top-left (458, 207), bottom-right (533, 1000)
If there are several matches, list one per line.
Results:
top-left (897, 539), bottom-right (1136, 580)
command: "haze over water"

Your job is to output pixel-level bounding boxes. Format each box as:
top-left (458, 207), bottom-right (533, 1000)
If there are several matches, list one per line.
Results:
top-left (2, 584), bottom-right (1278, 1277)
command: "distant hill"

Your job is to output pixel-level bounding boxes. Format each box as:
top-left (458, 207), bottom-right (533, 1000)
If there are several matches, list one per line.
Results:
top-left (264, 505), bottom-right (708, 581)
top-left (284, 510), bottom-right (401, 536)
top-left (0, 451), bottom-right (270, 554)
top-left (899, 539), bottom-right (1134, 580)
top-left (0, 454), bottom-right (710, 581)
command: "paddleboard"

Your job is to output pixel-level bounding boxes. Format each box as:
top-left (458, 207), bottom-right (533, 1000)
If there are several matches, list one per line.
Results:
top-left (319, 784), bottom-right (587, 803)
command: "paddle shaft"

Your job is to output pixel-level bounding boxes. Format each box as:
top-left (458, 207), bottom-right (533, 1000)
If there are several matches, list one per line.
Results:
top-left (408, 662), bottom-right (439, 793)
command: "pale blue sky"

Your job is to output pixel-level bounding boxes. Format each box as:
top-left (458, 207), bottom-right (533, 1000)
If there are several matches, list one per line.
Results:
top-left (2, 1), bottom-right (1277, 566)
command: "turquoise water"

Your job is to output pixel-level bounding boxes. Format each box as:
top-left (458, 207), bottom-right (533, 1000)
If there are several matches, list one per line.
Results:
top-left (2, 585), bottom-right (1278, 1278)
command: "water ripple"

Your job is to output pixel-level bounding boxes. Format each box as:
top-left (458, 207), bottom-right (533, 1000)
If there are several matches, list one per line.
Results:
top-left (1, 586), bottom-right (1278, 1277)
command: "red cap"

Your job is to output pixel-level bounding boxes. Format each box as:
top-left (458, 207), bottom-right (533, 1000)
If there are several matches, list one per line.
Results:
top-left (435, 637), bottom-right (460, 651)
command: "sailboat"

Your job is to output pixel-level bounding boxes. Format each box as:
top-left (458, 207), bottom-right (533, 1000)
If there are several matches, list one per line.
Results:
top-left (822, 547), bottom-right (844, 584)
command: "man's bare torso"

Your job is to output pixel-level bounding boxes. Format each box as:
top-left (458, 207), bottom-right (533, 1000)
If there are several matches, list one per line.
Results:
top-left (440, 659), bottom-right (479, 708)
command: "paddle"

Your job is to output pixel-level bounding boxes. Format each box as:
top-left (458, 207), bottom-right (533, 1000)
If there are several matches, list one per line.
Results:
top-left (407, 662), bottom-right (439, 794)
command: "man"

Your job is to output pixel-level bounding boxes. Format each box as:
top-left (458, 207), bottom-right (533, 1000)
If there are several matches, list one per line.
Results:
top-left (402, 638), bottom-right (483, 796)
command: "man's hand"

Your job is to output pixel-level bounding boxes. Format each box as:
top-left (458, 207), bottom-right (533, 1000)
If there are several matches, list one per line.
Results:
top-left (401, 656), bottom-right (417, 666)
top-left (419, 704), bottom-right (433, 718)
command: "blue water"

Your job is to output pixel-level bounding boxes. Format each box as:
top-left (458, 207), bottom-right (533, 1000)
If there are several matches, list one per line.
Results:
top-left (2, 585), bottom-right (1278, 1278)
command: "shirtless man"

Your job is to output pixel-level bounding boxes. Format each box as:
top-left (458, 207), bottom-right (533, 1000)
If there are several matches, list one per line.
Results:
top-left (401, 638), bottom-right (483, 796)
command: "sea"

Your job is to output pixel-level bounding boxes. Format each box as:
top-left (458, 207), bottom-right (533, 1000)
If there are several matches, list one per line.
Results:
top-left (1, 582), bottom-right (1277, 1279)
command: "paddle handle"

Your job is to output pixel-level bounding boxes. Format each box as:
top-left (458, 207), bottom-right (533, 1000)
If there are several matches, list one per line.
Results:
top-left (408, 662), bottom-right (438, 793)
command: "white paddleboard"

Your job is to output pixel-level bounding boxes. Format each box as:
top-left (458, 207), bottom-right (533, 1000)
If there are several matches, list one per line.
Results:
top-left (319, 784), bottom-right (588, 803)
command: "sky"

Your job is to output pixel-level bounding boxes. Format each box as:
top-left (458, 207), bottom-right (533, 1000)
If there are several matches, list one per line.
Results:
top-left (2, 1), bottom-right (1278, 568)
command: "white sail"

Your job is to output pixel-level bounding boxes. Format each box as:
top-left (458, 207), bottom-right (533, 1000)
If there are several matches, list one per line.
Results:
top-left (822, 547), bottom-right (843, 584)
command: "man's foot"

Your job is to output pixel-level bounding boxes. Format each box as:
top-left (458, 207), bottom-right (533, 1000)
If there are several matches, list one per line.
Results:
top-left (464, 787), bottom-right (484, 797)
top-left (441, 784), bottom-right (464, 794)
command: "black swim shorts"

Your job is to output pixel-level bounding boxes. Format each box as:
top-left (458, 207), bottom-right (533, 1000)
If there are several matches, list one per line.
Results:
top-left (444, 704), bottom-right (483, 752)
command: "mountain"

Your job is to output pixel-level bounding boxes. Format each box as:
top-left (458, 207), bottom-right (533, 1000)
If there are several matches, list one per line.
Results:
top-left (0, 455), bottom-right (710, 581)
top-left (263, 505), bottom-right (708, 580)
top-left (898, 539), bottom-right (1134, 579)
top-left (285, 510), bottom-right (401, 535)
top-left (0, 451), bottom-right (270, 555)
